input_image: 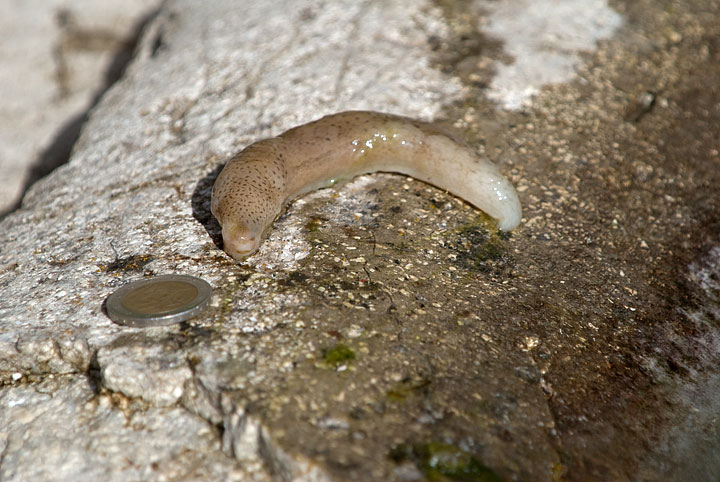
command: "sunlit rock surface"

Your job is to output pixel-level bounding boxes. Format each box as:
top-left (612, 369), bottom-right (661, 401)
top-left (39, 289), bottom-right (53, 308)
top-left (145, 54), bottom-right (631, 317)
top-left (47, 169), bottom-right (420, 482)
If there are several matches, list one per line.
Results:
top-left (0, 0), bottom-right (162, 215)
top-left (1, 0), bottom-right (719, 480)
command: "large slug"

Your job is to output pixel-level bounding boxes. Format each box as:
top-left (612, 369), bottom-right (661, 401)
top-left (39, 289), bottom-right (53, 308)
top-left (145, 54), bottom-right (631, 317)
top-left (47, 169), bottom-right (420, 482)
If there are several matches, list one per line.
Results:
top-left (211, 111), bottom-right (522, 260)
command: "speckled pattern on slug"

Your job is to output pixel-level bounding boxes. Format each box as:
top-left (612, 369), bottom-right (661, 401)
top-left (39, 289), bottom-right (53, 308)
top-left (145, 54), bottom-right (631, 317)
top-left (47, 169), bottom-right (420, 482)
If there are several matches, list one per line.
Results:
top-left (210, 111), bottom-right (522, 260)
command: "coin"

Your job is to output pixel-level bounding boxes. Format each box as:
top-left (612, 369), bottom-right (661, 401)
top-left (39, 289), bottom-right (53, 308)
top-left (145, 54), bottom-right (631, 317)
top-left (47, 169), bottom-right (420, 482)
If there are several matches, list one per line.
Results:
top-left (106, 274), bottom-right (212, 327)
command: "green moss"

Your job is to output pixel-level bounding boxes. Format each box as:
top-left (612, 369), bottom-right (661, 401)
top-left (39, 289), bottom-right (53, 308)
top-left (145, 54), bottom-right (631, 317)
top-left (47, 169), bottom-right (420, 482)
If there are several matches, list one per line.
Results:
top-left (446, 219), bottom-right (511, 272)
top-left (390, 442), bottom-right (502, 482)
top-left (305, 217), bottom-right (326, 233)
top-left (386, 378), bottom-right (431, 402)
top-left (322, 343), bottom-right (355, 367)
top-left (471, 235), bottom-right (505, 263)
top-left (455, 217), bottom-right (495, 237)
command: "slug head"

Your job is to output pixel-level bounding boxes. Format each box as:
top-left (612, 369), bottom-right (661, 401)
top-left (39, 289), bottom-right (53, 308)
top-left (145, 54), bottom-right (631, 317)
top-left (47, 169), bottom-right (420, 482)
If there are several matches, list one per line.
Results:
top-left (210, 141), bottom-right (288, 261)
top-left (211, 192), bottom-right (283, 261)
top-left (220, 222), bottom-right (263, 260)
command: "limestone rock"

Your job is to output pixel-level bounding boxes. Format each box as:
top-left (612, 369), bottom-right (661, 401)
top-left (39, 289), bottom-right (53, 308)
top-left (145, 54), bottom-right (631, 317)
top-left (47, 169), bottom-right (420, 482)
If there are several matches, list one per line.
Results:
top-left (1, 0), bottom-right (720, 481)
top-left (0, 0), bottom-right (162, 214)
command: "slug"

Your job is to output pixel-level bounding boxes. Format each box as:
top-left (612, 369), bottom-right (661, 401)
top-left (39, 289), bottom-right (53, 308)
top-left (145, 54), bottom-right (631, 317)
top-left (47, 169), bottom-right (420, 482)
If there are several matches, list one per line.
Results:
top-left (211, 111), bottom-right (522, 261)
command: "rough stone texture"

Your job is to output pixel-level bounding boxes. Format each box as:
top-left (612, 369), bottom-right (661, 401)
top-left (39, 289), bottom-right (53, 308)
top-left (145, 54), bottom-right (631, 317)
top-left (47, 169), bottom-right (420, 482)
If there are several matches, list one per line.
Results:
top-left (483, 0), bottom-right (623, 109)
top-left (97, 334), bottom-right (193, 406)
top-left (0, 376), bottom-right (250, 481)
top-left (1, 0), bottom-right (720, 481)
top-left (0, 0), bottom-right (162, 215)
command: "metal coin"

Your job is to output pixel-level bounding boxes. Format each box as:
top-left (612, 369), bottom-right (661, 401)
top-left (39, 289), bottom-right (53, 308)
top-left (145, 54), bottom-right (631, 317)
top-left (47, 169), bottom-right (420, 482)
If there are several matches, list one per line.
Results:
top-left (106, 274), bottom-right (212, 327)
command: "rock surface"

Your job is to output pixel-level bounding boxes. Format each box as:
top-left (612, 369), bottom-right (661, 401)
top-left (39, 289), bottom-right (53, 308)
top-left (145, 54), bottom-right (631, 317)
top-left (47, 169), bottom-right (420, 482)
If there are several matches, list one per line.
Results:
top-left (0, 0), bottom-right (162, 215)
top-left (1, 0), bottom-right (720, 481)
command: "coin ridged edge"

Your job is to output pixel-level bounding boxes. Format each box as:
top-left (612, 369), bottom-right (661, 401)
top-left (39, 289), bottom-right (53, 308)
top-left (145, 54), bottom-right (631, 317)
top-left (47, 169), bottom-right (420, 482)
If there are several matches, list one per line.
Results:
top-left (106, 274), bottom-right (212, 327)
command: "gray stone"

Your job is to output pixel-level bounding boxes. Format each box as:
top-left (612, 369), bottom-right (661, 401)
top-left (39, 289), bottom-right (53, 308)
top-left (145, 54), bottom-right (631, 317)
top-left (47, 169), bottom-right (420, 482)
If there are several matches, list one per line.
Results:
top-left (0, 375), bottom-right (250, 481)
top-left (97, 334), bottom-right (192, 406)
top-left (0, 0), bottom-right (162, 214)
top-left (1, 0), bottom-right (720, 481)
